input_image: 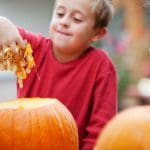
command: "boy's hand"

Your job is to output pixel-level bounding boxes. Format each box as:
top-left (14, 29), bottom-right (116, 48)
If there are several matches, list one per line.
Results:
top-left (0, 16), bottom-right (26, 51)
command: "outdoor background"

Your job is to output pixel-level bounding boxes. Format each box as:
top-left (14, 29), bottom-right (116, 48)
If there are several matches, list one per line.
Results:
top-left (0, 0), bottom-right (150, 111)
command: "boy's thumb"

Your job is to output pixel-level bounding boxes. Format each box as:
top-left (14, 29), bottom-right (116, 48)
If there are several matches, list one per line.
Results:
top-left (17, 37), bottom-right (26, 49)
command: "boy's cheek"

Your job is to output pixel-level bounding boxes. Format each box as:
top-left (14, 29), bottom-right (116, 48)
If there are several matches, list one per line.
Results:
top-left (49, 22), bottom-right (56, 33)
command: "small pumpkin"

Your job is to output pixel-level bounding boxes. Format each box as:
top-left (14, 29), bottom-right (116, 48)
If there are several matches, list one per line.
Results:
top-left (94, 106), bottom-right (150, 150)
top-left (0, 98), bottom-right (79, 150)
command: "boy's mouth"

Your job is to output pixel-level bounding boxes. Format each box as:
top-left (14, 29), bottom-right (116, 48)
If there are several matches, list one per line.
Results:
top-left (56, 30), bottom-right (71, 36)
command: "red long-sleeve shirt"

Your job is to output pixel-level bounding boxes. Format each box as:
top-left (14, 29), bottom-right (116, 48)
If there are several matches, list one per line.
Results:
top-left (18, 28), bottom-right (117, 150)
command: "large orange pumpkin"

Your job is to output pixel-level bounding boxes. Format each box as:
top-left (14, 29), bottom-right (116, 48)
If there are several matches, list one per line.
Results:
top-left (94, 106), bottom-right (150, 150)
top-left (0, 98), bottom-right (79, 150)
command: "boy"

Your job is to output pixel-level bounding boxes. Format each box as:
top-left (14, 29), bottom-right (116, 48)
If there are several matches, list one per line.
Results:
top-left (0, 0), bottom-right (117, 149)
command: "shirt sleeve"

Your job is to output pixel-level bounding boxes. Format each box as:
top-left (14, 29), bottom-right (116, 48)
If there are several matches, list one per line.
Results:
top-left (81, 60), bottom-right (118, 150)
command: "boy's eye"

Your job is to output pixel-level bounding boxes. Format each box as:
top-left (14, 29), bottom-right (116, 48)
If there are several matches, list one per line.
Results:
top-left (73, 18), bottom-right (82, 23)
top-left (56, 12), bottom-right (64, 17)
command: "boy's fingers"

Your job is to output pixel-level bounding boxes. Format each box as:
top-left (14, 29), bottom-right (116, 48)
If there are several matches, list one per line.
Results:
top-left (0, 42), bottom-right (6, 51)
top-left (0, 45), bottom-right (2, 51)
top-left (2, 44), bottom-right (7, 51)
top-left (9, 43), bottom-right (17, 52)
top-left (16, 37), bottom-right (26, 49)
top-left (23, 39), bottom-right (27, 44)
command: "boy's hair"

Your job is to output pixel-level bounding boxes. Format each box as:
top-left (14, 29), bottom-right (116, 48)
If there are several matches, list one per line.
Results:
top-left (89, 0), bottom-right (114, 29)
top-left (53, 0), bottom-right (114, 29)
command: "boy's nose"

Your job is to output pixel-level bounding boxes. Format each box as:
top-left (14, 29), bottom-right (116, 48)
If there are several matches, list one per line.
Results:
top-left (59, 16), bottom-right (70, 27)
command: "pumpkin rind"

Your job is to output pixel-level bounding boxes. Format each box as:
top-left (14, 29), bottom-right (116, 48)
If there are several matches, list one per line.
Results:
top-left (94, 106), bottom-right (150, 150)
top-left (0, 98), bottom-right (79, 150)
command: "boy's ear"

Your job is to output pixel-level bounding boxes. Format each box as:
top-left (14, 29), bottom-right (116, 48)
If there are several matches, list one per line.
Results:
top-left (91, 27), bottom-right (107, 43)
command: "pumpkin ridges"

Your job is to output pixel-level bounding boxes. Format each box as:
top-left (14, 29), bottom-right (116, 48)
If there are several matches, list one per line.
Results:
top-left (37, 106), bottom-right (56, 150)
top-left (45, 102), bottom-right (79, 150)
top-left (11, 110), bottom-right (15, 150)
top-left (44, 104), bottom-right (70, 149)
top-left (28, 111), bottom-right (32, 150)
top-left (30, 108), bottom-right (43, 150)
top-left (0, 110), bottom-right (12, 150)
top-left (58, 105), bottom-right (78, 149)
top-left (49, 105), bottom-right (66, 149)
top-left (0, 98), bottom-right (79, 150)
top-left (33, 100), bottom-right (79, 150)
top-left (44, 106), bottom-right (58, 149)
top-left (12, 109), bottom-right (31, 150)
top-left (66, 110), bottom-right (79, 148)
top-left (53, 104), bottom-right (71, 149)
top-left (35, 108), bottom-right (43, 150)
top-left (54, 101), bottom-right (79, 150)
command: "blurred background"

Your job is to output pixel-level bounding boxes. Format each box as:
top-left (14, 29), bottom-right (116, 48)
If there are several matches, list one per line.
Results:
top-left (0, 0), bottom-right (150, 111)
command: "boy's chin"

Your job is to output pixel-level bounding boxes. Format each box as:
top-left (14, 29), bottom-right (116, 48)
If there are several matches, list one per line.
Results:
top-left (53, 41), bottom-right (70, 49)
top-left (53, 43), bottom-right (70, 51)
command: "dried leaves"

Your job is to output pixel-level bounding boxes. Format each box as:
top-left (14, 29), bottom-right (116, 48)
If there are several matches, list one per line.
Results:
top-left (0, 43), bottom-right (35, 88)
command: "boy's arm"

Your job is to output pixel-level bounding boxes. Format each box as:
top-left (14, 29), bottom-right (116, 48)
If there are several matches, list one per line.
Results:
top-left (81, 64), bottom-right (117, 150)
top-left (0, 16), bottom-right (25, 51)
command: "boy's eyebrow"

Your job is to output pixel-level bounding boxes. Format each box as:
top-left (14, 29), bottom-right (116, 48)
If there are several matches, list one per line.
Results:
top-left (55, 4), bottom-right (87, 18)
top-left (55, 5), bottom-right (65, 10)
top-left (73, 10), bottom-right (86, 18)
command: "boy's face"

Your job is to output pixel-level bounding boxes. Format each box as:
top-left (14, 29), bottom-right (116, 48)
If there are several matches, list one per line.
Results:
top-left (49, 0), bottom-right (98, 57)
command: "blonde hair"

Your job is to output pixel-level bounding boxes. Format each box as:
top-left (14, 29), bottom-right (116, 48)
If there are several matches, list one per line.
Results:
top-left (54, 0), bottom-right (114, 28)
top-left (89, 0), bottom-right (114, 29)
